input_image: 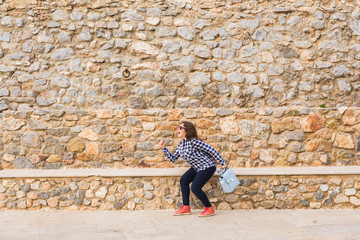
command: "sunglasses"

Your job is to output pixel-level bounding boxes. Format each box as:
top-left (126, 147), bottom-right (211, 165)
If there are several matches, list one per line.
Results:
top-left (178, 126), bottom-right (185, 130)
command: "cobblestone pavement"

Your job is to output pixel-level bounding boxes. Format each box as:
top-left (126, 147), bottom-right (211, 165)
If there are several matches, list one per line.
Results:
top-left (0, 210), bottom-right (359, 240)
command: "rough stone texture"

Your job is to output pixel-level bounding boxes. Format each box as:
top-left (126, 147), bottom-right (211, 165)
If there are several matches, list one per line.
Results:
top-left (300, 114), bottom-right (325, 133)
top-left (0, 107), bottom-right (359, 169)
top-left (0, 0), bottom-right (358, 111)
top-left (0, 175), bottom-right (358, 210)
top-left (334, 132), bottom-right (355, 149)
top-left (13, 157), bottom-right (35, 169)
top-left (67, 138), bottom-right (85, 152)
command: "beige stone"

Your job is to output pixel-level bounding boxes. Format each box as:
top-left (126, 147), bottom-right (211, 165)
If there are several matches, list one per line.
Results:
top-left (120, 139), bottom-right (136, 151)
top-left (17, 200), bottom-right (27, 209)
top-left (108, 126), bottom-right (120, 134)
top-left (261, 200), bottom-right (275, 209)
top-left (27, 191), bottom-right (39, 200)
top-left (262, 52), bottom-right (273, 63)
top-left (217, 202), bottom-right (232, 210)
top-left (156, 122), bottom-right (178, 131)
top-left (90, 181), bottom-right (101, 190)
top-left (8, 0), bottom-right (37, 8)
top-left (77, 152), bottom-right (91, 161)
top-left (225, 194), bottom-right (239, 203)
top-left (88, 63), bottom-right (101, 73)
top-left (314, 128), bottom-right (332, 139)
top-left (144, 157), bottom-right (163, 162)
top-left (28, 154), bottom-right (47, 164)
top-left (220, 118), bottom-right (238, 134)
top-left (252, 195), bottom-right (265, 202)
top-left (41, 182), bottom-right (51, 191)
top-left (167, 109), bottom-right (183, 121)
top-left (334, 132), bottom-right (355, 149)
top-left (317, 140), bottom-right (332, 151)
top-left (91, 199), bottom-right (101, 207)
top-left (330, 178), bottom-right (342, 185)
top-left (127, 202), bottom-right (136, 210)
top-left (144, 197), bottom-right (162, 210)
top-left (309, 202), bottom-right (321, 209)
top-left (96, 110), bottom-right (114, 119)
top-left (16, 191), bottom-right (26, 199)
top-left (253, 140), bottom-right (268, 149)
top-left (64, 121), bottom-right (76, 127)
top-left (251, 150), bottom-right (259, 160)
top-left (305, 140), bottom-right (319, 152)
top-left (86, 142), bottom-right (99, 155)
top-left (343, 108), bottom-right (360, 126)
top-left (85, 190), bottom-right (95, 198)
top-left (271, 117), bottom-right (299, 134)
top-left (350, 196), bottom-right (360, 206)
top-left (47, 155), bottom-right (62, 163)
top-left (269, 134), bottom-right (287, 149)
top-left (196, 119), bottom-right (216, 129)
top-left (259, 150), bottom-right (276, 163)
top-left (300, 50), bottom-right (315, 60)
top-left (78, 181), bottom-right (90, 190)
top-left (287, 189), bottom-right (301, 200)
top-left (79, 129), bottom-right (98, 141)
top-left (47, 197), bottom-right (59, 208)
top-left (64, 115), bottom-right (79, 121)
top-left (146, 17), bottom-right (160, 26)
top-left (130, 41), bottom-right (159, 55)
top-left (100, 202), bottom-right (113, 210)
top-left (334, 194), bottom-right (349, 203)
top-left (3, 133), bottom-right (14, 144)
top-left (67, 138), bottom-right (85, 152)
top-left (3, 119), bottom-right (26, 131)
top-left (2, 154), bottom-right (15, 162)
top-left (233, 202), bottom-right (253, 210)
top-left (142, 122), bottom-right (156, 131)
top-left (345, 188), bottom-right (356, 196)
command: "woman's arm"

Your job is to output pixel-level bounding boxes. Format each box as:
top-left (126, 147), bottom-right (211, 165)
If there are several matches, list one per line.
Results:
top-left (191, 139), bottom-right (226, 166)
top-left (162, 145), bottom-right (181, 163)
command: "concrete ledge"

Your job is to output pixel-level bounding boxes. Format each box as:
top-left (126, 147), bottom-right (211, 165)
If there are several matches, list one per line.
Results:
top-left (1, 166), bottom-right (360, 178)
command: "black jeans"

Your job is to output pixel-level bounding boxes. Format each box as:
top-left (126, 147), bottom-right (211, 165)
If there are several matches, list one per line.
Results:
top-left (180, 167), bottom-right (216, 208)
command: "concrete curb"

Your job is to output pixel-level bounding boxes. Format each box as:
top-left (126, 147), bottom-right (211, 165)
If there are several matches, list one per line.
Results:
top-left (1, 166), bottom-right (360, 178)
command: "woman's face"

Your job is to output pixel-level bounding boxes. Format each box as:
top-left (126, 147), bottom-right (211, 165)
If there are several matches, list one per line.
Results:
top-left (177, 124), bottom-right (186, 139)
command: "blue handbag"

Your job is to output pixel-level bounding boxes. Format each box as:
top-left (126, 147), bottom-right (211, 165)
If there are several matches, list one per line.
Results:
top-left (218, 167), bottom-right (240, 193)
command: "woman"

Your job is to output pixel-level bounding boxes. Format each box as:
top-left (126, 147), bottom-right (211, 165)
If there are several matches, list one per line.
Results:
top-left (160, 121), bottom-right (227, 217)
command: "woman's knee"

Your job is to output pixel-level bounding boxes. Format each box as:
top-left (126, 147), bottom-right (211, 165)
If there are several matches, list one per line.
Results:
top-left (191, 184), bottom-right (201, 194)
top-left (180, 176), bottom-right (190, 186)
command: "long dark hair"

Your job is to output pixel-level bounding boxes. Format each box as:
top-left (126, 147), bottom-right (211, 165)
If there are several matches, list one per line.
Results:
top-left (182, 121), bottom-right (199, 140)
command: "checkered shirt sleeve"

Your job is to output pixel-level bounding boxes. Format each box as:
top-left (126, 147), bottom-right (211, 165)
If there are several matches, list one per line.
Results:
top-left (162, 142), bottom-right (181, 163)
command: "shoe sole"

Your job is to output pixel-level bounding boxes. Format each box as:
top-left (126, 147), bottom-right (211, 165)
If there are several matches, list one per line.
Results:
top-left (173, 212), bottom-right (191, 216)
top-left (198, 213), bottom-right (215, 217)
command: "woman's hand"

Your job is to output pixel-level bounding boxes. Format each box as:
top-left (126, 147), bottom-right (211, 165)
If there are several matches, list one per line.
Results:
top-left (160, 139), bottom-right (166, 149)
top-left (221, 165), bottom-right (227, 169)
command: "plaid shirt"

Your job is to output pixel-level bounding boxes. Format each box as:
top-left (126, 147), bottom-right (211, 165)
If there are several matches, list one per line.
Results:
top-left (162, 138), bottom-right (226, 172)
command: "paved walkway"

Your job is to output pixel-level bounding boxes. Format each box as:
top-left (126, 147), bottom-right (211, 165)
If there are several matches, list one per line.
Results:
top-left (0, 210), bottom-right (359, 240)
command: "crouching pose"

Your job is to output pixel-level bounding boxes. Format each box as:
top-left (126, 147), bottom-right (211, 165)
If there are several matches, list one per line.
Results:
top-left (160, 121), bottom-right (227, 217)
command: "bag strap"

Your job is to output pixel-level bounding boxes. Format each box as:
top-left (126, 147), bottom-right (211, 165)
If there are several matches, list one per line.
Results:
top-left (217, 167), bottom-right (230, 194)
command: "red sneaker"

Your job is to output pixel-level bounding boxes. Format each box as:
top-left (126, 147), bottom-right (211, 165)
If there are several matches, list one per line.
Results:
top-left (198, 206), bottom-right (215, 217)
top-left (173, 205), bottom-right (191, 216)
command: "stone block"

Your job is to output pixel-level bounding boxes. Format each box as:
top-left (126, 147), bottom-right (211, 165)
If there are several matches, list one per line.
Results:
top-left (300, 113), bottom-right (325, 132)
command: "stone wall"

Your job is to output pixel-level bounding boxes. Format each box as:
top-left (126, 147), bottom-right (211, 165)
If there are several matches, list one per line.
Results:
top-left (1, 175), bottom-right (360, 210)
top-left (1, 107), bottom-right (360, 169)
top-left (0, 0), bottom-right (360, 112)
top-left (1, 0), bottom-right (360, 210)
